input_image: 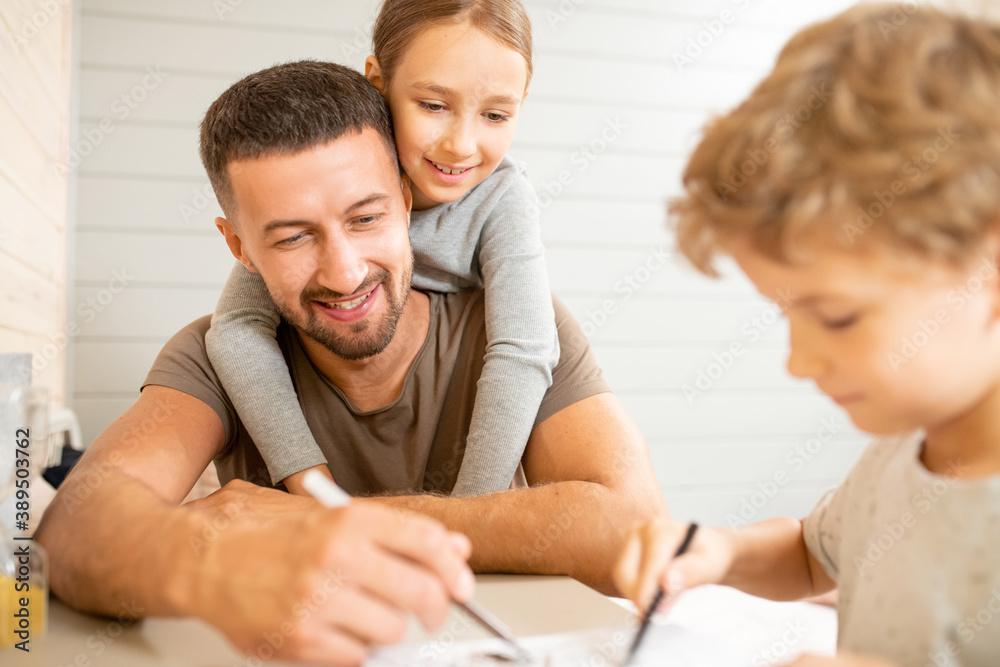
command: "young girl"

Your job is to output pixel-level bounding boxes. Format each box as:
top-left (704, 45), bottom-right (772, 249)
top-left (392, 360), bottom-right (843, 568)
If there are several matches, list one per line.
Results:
top-left (615, 5), bottom-right (1000, 667)
top-left (205, 0), bottom-right (558, 498)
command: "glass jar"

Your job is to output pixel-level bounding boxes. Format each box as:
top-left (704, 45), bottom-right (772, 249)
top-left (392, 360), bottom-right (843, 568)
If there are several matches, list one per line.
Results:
top-left (0, 384), bottom-right (50, 649)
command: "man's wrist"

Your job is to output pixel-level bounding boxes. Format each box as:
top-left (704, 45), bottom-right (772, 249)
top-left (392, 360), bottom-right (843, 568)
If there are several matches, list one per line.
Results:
top-left (160, 508), bottom-right (214, 618)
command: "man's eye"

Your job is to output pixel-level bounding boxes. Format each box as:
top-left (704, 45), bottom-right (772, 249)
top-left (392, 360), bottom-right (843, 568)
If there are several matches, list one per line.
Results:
top-left (418, 101), bottom-right (445, 112)
top-left (485, 112), bottom-right (510, 123)
top-left (278, 233), bottom-right (305, 246)
top-left (355, 214), bottom-right (382, 225)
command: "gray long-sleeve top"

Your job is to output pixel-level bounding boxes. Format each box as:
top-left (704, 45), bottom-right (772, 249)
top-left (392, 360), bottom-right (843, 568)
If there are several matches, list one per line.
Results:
top-left (205, 156), bottom-right (560, 496)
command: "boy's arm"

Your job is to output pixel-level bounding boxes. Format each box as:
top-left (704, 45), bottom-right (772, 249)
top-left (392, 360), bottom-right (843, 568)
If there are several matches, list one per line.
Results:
top-left (722, 517), bottom-right (836, 599)
top-left (450, 180), bottom-right (560, 497)
top-left (614, 517), bottom-right (836, 609)
top-left (206, 261), bottom-right (329, 486)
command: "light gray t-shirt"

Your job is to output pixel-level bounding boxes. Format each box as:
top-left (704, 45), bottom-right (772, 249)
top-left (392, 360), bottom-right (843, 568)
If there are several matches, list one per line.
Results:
top-left (804, 431), bottom-right (1000, 666)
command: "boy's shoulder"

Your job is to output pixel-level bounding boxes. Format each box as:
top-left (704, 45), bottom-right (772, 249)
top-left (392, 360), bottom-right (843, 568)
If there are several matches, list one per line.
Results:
top-left (843, 431), bottom-right (923, 486)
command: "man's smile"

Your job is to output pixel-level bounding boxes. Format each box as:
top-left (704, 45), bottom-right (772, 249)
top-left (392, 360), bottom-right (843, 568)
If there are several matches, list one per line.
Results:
top-left (314, 283), bottom-right (381, 323)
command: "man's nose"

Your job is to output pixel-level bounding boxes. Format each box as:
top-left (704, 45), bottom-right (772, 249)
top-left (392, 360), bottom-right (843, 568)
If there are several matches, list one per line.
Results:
top-left (441, 117), bottom-right (476, 160)
top-left (316, 236), bottom-right (368, 296)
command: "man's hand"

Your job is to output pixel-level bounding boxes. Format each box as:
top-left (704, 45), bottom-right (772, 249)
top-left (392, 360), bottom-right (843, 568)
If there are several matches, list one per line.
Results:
top-left (189, 481), bottom-right (474, 666)
top-left (613, 518), bottom-right (735, 610)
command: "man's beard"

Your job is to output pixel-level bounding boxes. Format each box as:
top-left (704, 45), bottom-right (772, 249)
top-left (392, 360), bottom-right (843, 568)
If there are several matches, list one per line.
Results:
top-left (272, 260), bottom-right (413, 361)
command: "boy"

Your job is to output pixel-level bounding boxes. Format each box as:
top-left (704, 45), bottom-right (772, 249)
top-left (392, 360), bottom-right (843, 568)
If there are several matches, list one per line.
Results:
top-left (615, 4), bottom-right (1000, 667)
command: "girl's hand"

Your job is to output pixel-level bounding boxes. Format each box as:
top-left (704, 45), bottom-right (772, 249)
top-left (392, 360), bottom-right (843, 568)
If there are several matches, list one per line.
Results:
top-left (283, 463), bottom-right (335, 496)
top-left (786, 654), bottom-right (899, 667)
top-left (613, 518), bottom-right (736, 611)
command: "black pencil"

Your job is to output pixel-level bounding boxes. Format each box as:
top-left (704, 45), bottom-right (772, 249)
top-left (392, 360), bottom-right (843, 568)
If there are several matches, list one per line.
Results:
top-left (623, 522), bottom-right (699, 666)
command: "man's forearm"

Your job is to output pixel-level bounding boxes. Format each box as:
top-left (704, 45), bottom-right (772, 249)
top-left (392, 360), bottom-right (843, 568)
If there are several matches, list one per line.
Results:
top-left (721, 517), bottom-right (832, 601)
top-left (374, 479), bottom-right (660, 595)
top-left (36, 468), bottom-right (206, 618)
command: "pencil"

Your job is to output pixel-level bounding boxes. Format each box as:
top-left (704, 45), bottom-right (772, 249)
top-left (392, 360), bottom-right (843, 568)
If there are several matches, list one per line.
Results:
top-left (624, 522), bottom-right (699, 665)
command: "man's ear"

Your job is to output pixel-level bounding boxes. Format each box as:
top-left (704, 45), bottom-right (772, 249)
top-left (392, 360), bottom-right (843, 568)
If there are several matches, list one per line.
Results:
top-left (365, 56), bottom-right (387, 96)
top-left (215, 216), bottom-right (258, 274)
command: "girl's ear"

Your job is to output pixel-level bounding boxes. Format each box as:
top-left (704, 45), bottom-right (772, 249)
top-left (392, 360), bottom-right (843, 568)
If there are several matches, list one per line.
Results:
top-left (400, 174), bottom-right (413, 223)
top-left (365, 56), bottom-right (387, 96)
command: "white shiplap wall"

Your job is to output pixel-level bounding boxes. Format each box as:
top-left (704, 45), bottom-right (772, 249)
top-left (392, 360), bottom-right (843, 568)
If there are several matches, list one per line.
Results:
top-left (0, 0), bottom-right (73, 408)
top-left (71, 0), bottom-right (870, 526)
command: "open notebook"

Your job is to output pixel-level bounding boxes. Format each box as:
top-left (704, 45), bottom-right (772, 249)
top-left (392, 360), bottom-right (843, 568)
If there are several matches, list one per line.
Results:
top-left (365, 577), bottom-right (835, 666)
top-left (369, 624), bottom-right (752, 666)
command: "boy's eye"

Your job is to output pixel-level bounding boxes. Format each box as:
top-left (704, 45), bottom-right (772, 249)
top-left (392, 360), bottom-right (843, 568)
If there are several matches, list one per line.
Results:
top-left (485, 112), bottom-right (510, 123)
top-left (822, 314), bottom-right (859, 330)
top-left (418, 101), bottom-right (445, 112)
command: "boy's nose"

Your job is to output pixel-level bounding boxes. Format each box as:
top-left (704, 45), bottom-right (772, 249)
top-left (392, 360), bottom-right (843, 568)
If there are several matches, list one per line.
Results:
top-left (785, 326), bottom-right (827, 380)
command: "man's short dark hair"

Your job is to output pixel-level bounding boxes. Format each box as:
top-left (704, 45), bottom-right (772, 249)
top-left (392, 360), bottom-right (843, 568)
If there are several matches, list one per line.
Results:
top-left (199, 60), bottom-right (397, 217)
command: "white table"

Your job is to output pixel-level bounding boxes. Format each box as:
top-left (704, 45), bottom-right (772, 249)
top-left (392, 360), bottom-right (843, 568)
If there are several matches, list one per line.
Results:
top-left (9, 576), bottom-right (837, 666)
top-left (10, 575), bottom-right (629, 666)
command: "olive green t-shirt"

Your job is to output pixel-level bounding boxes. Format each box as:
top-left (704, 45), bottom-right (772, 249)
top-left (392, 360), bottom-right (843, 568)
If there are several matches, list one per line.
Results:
top-left (142, 289), bottom-right (609, 495)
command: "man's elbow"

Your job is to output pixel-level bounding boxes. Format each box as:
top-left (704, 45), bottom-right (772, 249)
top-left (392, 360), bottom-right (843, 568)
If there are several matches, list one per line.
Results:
top-left (605, 469), bottom-right (668, 528)
top-left (35, 492), bottom-right (86, 610)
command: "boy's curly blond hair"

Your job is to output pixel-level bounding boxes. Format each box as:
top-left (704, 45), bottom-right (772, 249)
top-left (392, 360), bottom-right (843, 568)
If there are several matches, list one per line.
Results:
top-left (674, 3), bottom-right (1000, 275)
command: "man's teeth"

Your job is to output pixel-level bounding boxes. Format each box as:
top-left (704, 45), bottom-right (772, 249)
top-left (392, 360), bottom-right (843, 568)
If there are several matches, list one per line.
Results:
top-left (323, 289), bottom-right (372, 310)
top-left (433, 162), bottom-right (468, 175)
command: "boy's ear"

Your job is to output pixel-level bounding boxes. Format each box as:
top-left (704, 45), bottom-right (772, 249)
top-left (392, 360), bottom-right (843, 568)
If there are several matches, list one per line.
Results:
top-left (982, 218), bottom-right (1000, 317)
top-left (365, 56), bottom-right (387, 96)
top-left (216, 216), bottom-right (258, 274)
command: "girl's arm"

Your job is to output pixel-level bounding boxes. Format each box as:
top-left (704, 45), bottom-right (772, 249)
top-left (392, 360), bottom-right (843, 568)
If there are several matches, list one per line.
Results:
top-left (449, 177), bottom-right (560, 497)
top-left (205, 262), bottom-right (329, 486)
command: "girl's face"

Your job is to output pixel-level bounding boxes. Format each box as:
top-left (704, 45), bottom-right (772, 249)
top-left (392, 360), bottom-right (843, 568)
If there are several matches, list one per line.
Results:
top-left (367, 22), bottom-right (528, 211)
top-left (729, 233), bottom-right (1000, 440)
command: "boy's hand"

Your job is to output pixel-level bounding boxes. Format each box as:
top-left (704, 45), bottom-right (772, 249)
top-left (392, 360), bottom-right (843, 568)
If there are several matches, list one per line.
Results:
top-left (283, 463), bottom-right (335, 496)
top-left (613, 518), bottom-right (735, 611)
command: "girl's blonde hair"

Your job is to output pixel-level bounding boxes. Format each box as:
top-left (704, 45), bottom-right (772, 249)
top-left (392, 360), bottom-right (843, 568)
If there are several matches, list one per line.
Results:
top-left (673, 3), bottom-right (1000, 275)
top-left (371, 0), bottom-right (533, 91)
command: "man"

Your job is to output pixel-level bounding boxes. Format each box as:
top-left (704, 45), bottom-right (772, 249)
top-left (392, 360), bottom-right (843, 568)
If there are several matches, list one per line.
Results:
top-left (37, 61), bottom-right (665, 666)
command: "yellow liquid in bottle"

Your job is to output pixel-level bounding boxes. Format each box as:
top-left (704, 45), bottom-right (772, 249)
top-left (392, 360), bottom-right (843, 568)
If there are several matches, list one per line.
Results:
top-left (0, 573), bottom-right (47, 647)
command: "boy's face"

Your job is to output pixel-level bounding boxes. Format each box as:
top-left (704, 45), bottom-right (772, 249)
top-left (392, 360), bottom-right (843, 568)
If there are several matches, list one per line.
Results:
top-left (730, 234), bottom-right (1000, 436)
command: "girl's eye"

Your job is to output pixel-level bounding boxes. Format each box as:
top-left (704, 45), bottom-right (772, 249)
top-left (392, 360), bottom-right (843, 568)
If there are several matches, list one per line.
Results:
top-left (418, 101), bottom-right (445, 112)
top-left (485, 112), bottom-right (510, 123)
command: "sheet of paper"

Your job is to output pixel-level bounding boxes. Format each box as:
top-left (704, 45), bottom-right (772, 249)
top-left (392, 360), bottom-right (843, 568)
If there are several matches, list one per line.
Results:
top-left (368, 624), bottom-right (754, 666)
